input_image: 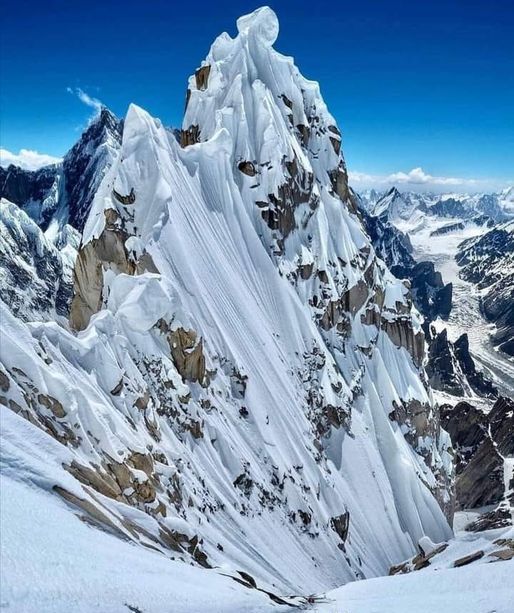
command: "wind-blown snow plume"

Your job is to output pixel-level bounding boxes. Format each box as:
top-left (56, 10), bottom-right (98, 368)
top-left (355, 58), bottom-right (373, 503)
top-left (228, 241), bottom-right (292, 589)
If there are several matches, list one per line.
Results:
top-left (67, 86), bottom-right (104, 116)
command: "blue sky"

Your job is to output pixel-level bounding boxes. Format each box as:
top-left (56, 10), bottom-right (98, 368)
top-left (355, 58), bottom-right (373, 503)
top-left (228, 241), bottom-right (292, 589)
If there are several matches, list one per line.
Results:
top-left (1, 0), bottom-right (513, 190)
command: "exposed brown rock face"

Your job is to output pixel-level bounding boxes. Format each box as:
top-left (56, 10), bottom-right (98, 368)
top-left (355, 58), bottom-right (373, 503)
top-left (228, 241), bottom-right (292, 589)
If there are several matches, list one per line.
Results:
top-left (69, 242), bottom-right (103, 330)
top-left (390, 536), bottom-right (514, 576)
top-left (453, 550), bottom-right (484, 567)
top-left (66, 461), bottom-right (122, 500)
top-left (0, 371), bottom-right (10, 392)
top-left (389, 543), bottom-right (448, 575)
top-left (238, 161), bottom-right (257, 176)
top-left (37, 393), bottom-right (66, 418)
top-left (318, 279), bottom-right (373, 334)
top-left (53, 485), bottom-right (121, 532)
top-left (259, 159), bottom-right (315, 241)
top-left (160, 323), bottom-right (207, 385)
top-left (299, 262), bottom-right (313, 280)
top-left (320, 298), bottom-right (344, 331)
top-left (381, 319), bottom-right (425, 367)
top-left (70, 204), bottom-right (160, 331)
top-left (330, 511), bottom-right (349, 543)
top-left (490, 548), bottom-right (514, 560)
top-left (112, 187), bottom-right (136, 205)
top-left (53, 481), bottom-right (210, 566)
top-left (195, 65), bottom-right (211, 91)
top-left (1, 367), bottom-right (78, 447)
top-left (296, 124), bottom-right (310, 147)
top-left (328, 162), bottom-right (351, 206)
top-left (67, 452), bottom-right (170, 514)
top-left (392, 399), bottom-right (432, 443)
top-left (135, 252), bottom-right (159, 274)
top-left (70, 226), bottom-right (135, 331)
top-left (328, 125), bottom-right (341, 155)
top-left (180, 125), bottom-right (201, 148)
top-left (341, 280), bottom-right (369, 316)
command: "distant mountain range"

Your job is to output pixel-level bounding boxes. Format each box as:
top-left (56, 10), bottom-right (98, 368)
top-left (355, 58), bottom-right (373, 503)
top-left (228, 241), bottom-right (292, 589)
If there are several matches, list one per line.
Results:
top-left (359, 185), bottom-right (513, 224)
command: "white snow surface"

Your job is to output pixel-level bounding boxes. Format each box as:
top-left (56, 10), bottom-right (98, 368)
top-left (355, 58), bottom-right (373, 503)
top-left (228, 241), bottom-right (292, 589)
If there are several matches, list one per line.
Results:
top-left (316, 520), bottom-right (514, 613)
top-left (317, 556), bottom-right (514, 613)
top-left (0, 412), bottom-right (282, 613)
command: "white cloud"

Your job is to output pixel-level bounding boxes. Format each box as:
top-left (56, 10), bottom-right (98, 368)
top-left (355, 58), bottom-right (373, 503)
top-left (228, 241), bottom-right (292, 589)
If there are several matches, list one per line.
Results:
top-left (0, 148), bottom-right (62, 171)
top-left (386, 167), bottom-right (477, 186)
top-left (67, 87), bottom-right (104, 118)
top-left (348, 166), bottom-right (510, 193)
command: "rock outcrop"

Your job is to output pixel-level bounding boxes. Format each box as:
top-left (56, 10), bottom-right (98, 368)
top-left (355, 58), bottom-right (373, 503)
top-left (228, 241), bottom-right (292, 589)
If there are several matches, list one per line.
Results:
top-left (426, 329), bottom-right (497, 398)
top-left (441, 396), bottom-right (514, 528)
top-left (70, 223), bottom-right (135, 330)
top-left (389, 533), bottom-right (513, 576)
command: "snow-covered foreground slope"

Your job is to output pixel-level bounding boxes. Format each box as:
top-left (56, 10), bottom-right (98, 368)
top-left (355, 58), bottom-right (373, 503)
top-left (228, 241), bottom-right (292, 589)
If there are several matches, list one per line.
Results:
top-left (318, 512), bottom-right (514, 613)
top-left (317, 549), bottom-right (513, 613)
top-left (0, 411), bottom-right (285, 613)
top-left (3, 406), bottom-right (508, 613)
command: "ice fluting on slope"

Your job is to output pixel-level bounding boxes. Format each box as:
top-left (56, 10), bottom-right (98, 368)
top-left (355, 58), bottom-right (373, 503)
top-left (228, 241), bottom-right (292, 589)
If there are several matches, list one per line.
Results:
top-left (180, 6), bottom-right (452, 511)
top-left (2, 6), bottom-right (453, 596)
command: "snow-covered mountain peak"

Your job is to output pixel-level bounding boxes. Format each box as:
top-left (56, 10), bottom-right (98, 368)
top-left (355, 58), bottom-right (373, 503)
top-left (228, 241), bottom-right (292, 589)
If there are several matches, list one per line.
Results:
top-left (73, 107), bottom-right (120, 150)
top-left (60, 107), bottom-right (122, 233)
top-left (372, 186), bottom-right (421, 222)
top-left (501, 185), bottom-right (514, 200)
top-left (0, 106), bottom-right (122, 239)
top-left (236, 5), bottom-right (279, 44)
top-left (2, 8), bottom-right (457, 598)
top-left (183, 6), bottom-right (343, 212)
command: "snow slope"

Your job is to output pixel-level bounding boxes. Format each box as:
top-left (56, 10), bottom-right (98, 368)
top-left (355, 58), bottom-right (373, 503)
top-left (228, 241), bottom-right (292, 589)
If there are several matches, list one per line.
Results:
top-left (317, 555), bottom-right (514, 613)
top-left (0, 412), bottom-right (283, 613)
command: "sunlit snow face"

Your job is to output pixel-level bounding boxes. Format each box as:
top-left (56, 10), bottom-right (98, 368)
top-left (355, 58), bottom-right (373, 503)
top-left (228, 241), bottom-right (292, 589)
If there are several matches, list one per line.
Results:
top-left (236, 6), bottom-right (279, 46)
